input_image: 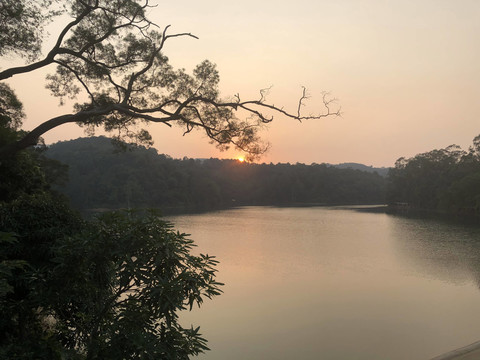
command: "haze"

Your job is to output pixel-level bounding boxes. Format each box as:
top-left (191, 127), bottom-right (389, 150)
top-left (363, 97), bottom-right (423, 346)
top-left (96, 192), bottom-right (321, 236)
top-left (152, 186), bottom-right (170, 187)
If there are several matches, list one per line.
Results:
top-left (5, 0), bottom-right (480, 167)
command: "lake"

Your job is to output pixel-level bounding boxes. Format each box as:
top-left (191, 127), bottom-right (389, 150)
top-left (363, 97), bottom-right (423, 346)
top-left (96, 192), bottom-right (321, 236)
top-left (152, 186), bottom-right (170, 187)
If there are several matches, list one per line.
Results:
top-left (166, 206), bottom-right (480, 359)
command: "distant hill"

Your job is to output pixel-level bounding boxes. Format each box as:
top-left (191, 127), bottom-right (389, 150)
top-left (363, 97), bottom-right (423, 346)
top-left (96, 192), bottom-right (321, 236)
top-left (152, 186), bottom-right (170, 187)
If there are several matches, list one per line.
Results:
top-left (332, 163), bottom-right (390, 177)
top-left (45, 137), bottom-right (386, 212)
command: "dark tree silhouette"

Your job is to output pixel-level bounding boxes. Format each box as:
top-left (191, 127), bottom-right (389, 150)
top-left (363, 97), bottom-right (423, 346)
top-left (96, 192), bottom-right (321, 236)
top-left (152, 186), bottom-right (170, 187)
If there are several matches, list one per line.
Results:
top-left (0, 0), bottom-right (340, 160)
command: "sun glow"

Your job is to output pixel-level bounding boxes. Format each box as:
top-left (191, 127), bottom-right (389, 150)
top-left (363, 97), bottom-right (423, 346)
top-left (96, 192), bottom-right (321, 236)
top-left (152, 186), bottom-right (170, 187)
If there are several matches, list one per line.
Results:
top-left (237, 156), bottom-right (245, 163)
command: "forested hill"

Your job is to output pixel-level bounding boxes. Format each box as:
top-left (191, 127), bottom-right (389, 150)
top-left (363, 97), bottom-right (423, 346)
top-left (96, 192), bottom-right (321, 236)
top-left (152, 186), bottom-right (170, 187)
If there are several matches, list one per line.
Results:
top-left (45, 137), bottom-right (386, 212)
top-left (333, 163), bottom-right (389, 177)
top-left (386, 135), bottom-right (480, 219)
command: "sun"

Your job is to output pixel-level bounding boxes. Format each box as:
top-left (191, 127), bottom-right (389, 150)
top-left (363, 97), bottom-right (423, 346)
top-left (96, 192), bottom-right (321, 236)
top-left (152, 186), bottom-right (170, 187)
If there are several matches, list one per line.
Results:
top-left (237, 156), bottom-right (245, 163)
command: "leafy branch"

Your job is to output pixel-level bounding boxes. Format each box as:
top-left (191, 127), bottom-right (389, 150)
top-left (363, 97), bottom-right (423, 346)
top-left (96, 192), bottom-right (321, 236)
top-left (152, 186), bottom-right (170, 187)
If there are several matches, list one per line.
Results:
top-left (0, 0), bottom-right (340, 161)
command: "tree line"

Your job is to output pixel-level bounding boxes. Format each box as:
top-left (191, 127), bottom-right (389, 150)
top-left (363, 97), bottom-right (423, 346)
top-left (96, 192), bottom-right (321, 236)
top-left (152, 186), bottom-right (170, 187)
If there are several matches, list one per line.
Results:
top-left (45, 136), bottom-right (387, 212)
top-left (386, 135), bottom-right (480, 219)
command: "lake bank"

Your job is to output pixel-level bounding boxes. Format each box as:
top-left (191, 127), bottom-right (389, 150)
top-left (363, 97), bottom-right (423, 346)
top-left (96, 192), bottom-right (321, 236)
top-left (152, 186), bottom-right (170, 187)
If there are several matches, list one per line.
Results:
top-left (430, 340), bottom-right (480, 360)
top-left (387, 204), bottom-right (480, 226)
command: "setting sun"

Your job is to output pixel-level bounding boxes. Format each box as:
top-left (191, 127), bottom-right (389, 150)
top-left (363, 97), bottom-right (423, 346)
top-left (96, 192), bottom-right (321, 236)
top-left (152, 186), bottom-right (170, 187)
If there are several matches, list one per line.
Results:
top-left (237, 156), bottom-right (245, 163)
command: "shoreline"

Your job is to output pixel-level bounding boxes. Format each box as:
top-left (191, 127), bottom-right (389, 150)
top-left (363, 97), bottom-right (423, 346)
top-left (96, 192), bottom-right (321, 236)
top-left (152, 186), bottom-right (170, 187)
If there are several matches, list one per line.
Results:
top-left (430, 340), bottom-right (480, 360)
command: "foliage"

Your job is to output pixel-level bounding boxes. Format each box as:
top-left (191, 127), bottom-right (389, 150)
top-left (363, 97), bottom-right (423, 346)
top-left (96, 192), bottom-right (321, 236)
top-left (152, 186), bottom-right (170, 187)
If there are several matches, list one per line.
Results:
top-left (0, 89), bottom-right (47, 201)
top-left (0, 0), bottom-right (339, 159)
top-left (0, 90), bottom-right (68, 202)
top-left (0, 85), bottom-right (222, 359)
top-left (0, 192), bottom-right (222, 359)
top-left (0, 83), bottom-right (24, 131)
top-left (51, 210), bottom-right (222, 359)
top-left (45, 136), bottom-right (386, 211)
top-left (386, 136), bottom-right (480, 218)
top-left (0, 193), bottom-right (85, 359)
top-left (0, 0), bottom-right (61, 59)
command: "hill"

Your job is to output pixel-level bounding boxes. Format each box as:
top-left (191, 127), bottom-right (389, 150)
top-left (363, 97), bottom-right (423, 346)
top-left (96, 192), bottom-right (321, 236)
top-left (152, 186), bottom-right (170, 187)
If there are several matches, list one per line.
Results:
top-left (45, 137), bottom-right (386, 212)
top-left (333, 163), bottom-right (390, 177)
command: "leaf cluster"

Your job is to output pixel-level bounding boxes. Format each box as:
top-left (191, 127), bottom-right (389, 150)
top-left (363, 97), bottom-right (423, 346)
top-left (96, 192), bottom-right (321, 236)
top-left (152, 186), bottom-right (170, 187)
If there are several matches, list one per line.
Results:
top-left (1, 197), bottom-right (222, 359)
top-left (0, 0), bottom-right (61, 59)
top-left (49, 210), bottom-right (222, 359)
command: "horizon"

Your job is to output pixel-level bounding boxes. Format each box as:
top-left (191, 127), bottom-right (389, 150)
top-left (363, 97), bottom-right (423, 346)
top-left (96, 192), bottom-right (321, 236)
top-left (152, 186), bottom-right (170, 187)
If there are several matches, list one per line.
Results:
top-left (48, 136), bottom-right (395, 168)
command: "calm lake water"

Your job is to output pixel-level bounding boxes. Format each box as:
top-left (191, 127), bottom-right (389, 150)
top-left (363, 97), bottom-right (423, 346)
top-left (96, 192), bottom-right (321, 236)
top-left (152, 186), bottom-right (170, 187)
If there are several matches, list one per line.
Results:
top-left (166, 206), bottom-right (480, 360)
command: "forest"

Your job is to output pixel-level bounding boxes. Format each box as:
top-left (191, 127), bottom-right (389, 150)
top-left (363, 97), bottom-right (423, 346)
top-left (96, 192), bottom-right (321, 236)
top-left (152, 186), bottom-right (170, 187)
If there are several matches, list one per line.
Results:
top-left (41, 133), bottom-right (480, 221)
top-left (386, 134), bottom-right (480, 219)
top-left (45, 136), bottom-right (387, 213)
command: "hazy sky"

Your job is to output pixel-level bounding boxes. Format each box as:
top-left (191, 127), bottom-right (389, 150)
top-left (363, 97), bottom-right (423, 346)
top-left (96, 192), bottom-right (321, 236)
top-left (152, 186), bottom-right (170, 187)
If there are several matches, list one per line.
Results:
top-left (5, 0), bottom-right (480, 166)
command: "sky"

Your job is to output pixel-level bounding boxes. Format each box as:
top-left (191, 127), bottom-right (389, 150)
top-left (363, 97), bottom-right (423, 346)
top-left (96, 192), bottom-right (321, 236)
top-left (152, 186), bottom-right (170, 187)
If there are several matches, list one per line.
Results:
top-left (4, 0), bottom-right (480, 167)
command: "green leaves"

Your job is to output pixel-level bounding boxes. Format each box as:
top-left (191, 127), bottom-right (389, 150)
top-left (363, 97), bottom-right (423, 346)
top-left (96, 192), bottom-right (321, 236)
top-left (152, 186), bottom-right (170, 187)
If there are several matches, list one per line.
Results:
top-left (0, 232), bottom-right (26, 298)
top-left (0, 84), bottom-right (24, 130)
top-left (1, 183), bottom-right (221, 358)
top-left (48, 209), bottom-right (223, 358)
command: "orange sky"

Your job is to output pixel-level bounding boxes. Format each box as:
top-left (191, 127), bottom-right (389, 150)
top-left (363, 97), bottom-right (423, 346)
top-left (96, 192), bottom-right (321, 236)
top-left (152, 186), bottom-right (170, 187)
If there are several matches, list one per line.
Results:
top-left (4, 0), bottom-right (480, 167)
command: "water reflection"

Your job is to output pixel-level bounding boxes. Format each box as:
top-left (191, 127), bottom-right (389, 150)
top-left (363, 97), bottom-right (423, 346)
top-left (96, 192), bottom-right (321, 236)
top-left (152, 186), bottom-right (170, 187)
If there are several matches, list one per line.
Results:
top-left (168, 207), bottom-right (480, 360)
top-left (389, 215), bottom-right (480, 287)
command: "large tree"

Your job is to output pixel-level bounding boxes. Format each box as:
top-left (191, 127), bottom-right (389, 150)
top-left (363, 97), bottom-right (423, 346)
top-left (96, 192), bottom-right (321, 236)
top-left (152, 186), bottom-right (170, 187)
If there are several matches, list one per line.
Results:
top-left (0, 2), bottom-right (339, 357)
top-left (1, 195), bottom-right (223, 358)
top-left (0, 0), bottom-right (340, 160)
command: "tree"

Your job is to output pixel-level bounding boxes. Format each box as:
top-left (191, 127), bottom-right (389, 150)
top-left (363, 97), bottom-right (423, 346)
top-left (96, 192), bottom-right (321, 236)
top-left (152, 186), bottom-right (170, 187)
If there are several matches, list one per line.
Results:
top-left (0, 0), bottom-right (340, 160)
top-left (0, 1), bottom-right (339, 357)
top-left (0, 86), bottom-right (223, 358)
top-left (386, 136), bottom-right (480, 219)
top-left (0, 108), bottom-right (222, 358)
top-left (0, 2), bottom-right (227, 354)
top-left (1, 195), bottom-right (222, 359)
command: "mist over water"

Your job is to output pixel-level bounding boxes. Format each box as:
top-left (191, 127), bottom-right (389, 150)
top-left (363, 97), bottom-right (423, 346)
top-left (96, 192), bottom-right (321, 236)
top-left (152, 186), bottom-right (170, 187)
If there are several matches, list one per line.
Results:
top-left (167, 207), bottom-right (480, 360)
